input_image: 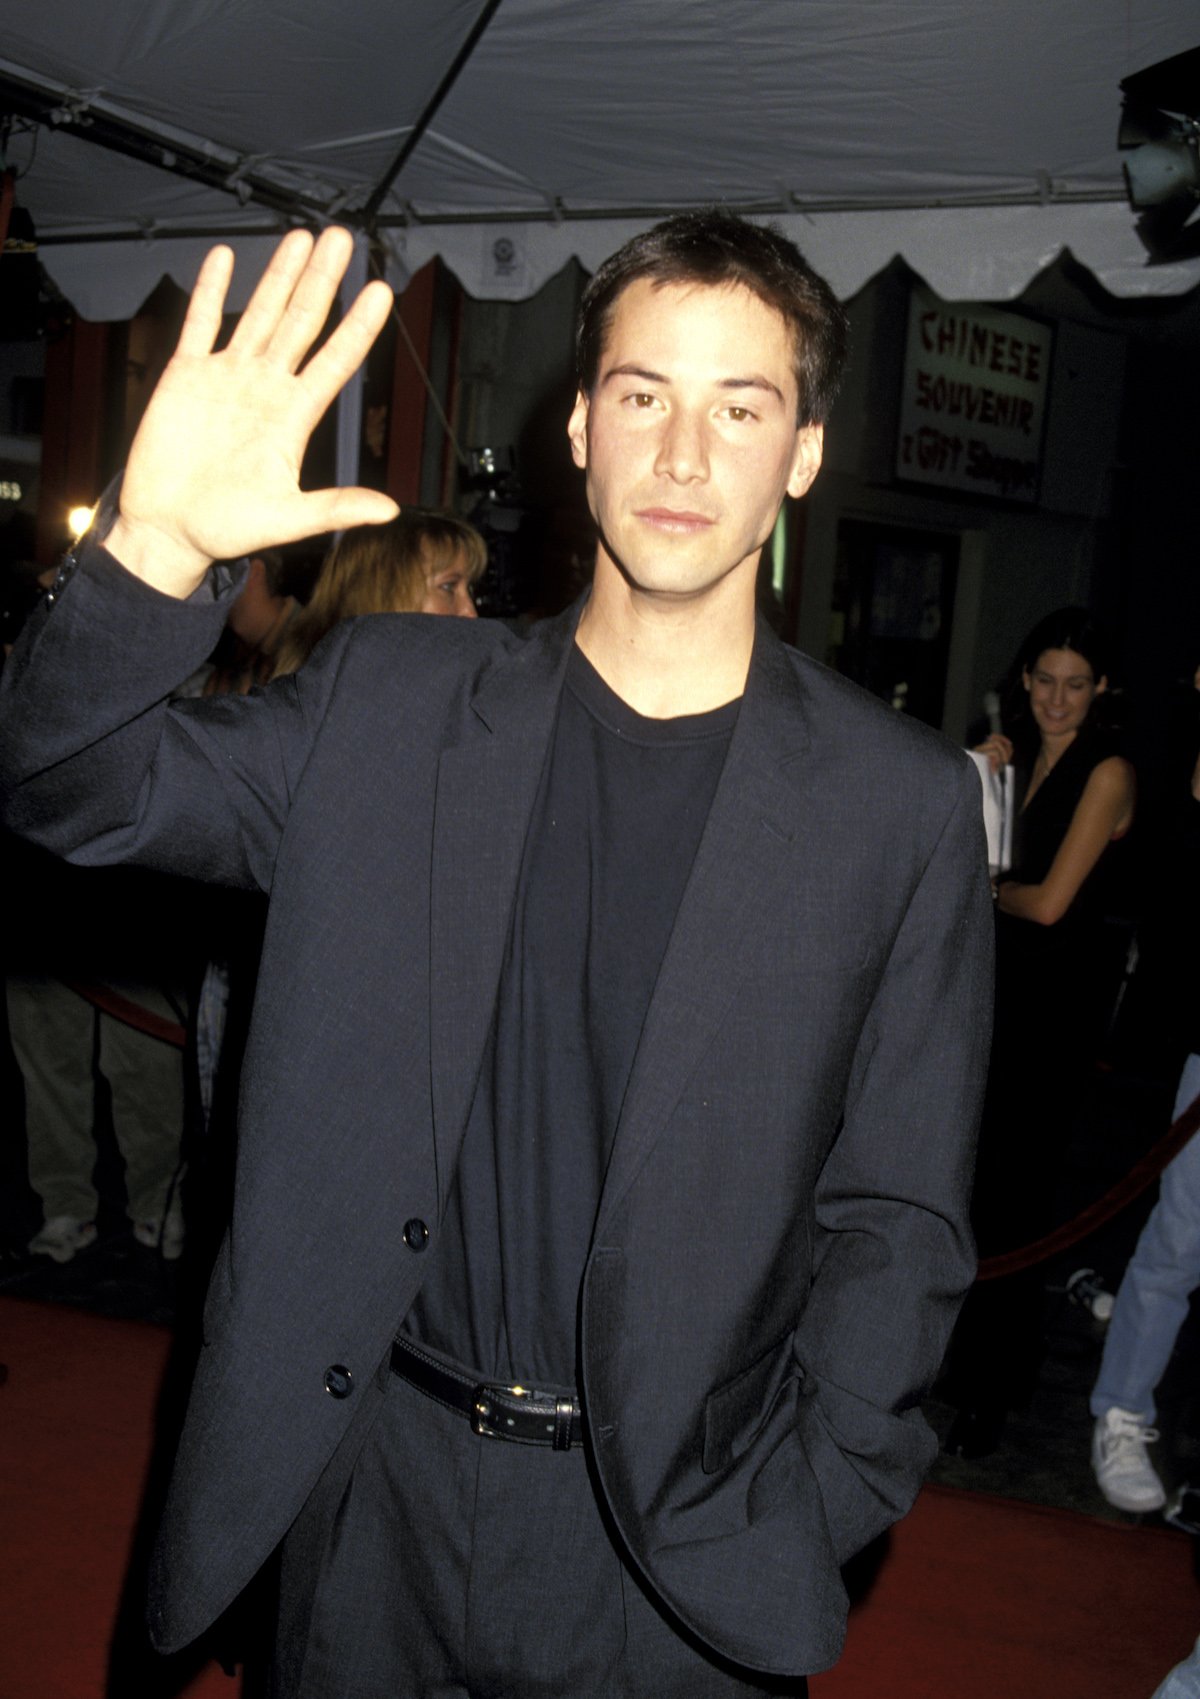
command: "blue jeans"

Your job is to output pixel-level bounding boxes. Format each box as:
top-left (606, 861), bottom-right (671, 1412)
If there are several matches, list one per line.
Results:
top-left (1091, 1054), bottom-right (1200, 1423)
top-left (1153, 1635), bottom-right (1200, 1699)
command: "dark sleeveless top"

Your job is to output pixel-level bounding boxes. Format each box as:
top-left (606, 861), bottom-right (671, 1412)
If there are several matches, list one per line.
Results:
top-left (977, 726), bottom-right (1131, 1250)
top-left (989, 722), bottom-right (1130, 1118)
top-left (1007, 725), bottom-right (1127, 921)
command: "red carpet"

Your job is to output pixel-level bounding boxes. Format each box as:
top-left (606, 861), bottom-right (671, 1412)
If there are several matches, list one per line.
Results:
top-left (2, 1294), bottom-right (1196, 1698)
top-left (813, 1485), bottom-right (1197, 1698)
top-left (0, 1296), bottom-right (236, 1699)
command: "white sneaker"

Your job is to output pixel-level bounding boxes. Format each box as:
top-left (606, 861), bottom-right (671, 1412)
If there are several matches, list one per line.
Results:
top-left (133, 1210), bottom-right (184, 1261)
top-left (1092, 1407), bottom-right (1167, 1512)
top-left (28, 1215), bottom-right (98, 1264)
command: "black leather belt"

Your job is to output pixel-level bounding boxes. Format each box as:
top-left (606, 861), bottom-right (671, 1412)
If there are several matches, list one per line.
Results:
top-left (390, 1335), bottom-right (585, 1451)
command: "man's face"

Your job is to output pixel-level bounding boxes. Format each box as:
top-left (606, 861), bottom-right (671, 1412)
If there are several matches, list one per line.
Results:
top-left (568, 278), bottom-right (823, 606)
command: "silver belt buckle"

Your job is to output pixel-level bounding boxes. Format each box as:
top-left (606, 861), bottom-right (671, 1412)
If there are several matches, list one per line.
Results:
top-left (471, 1380), bottom-right (527, 1440)
top-left (471, 1382), bottom-right (576, 1448)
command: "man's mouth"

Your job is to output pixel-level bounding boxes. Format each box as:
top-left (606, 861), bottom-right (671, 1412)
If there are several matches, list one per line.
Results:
top-left (635, 507), bottom-right (715, 533)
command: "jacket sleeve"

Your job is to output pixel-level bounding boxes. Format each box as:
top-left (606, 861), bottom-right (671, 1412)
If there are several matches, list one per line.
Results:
top-left (792, 759), bottom-right (993, 1563)
top-left (0, 538), bottom-right (348, 892)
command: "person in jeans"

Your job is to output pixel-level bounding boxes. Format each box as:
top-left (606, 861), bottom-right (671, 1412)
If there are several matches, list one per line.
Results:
top-left (1091, 741), bottom-right (1200, 1513)
top-left (1091, 1052), bottom-right (1200, 1511)
top-left (1150, 1633), bottom-right (1200, 1699)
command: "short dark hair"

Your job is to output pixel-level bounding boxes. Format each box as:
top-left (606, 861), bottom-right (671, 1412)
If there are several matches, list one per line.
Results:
top-left (575, 208), bottom-right (849, 426)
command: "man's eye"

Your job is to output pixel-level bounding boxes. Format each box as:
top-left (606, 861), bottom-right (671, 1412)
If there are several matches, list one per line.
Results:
top-left (628, 392), bottom-right (657, 408)
top-left (725, 405), bottom-right (754, 422)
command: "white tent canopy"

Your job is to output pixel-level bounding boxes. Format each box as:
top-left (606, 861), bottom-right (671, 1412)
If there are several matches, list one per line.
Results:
top-left (3, 0), bottom-right (1199, 319)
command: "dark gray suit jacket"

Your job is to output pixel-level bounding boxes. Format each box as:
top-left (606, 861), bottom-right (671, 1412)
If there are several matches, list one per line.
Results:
top-left (0, 540), bottom-right (992, 1678)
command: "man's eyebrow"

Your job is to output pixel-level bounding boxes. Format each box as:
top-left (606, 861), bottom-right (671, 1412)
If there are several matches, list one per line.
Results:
top-left (721, 375), bottom-right (786, 404)
top-left (600, 364), bottom-right (786, 404)
top-left (601, 363), bottom-right (668, 386)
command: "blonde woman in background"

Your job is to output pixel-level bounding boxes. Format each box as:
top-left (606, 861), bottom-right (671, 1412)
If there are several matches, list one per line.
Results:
top-left (272, 507), bottom-right (485, 678)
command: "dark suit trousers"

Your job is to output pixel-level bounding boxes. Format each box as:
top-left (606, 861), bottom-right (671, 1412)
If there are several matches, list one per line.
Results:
top-left (270, 1363), bottom-right (808, 1699)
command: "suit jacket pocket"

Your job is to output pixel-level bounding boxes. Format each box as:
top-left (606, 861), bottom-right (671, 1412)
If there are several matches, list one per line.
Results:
top-left (702, 1337), bottom-right (799, 1476)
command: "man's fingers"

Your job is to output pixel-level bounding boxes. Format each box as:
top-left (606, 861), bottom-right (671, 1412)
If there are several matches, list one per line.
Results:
top-left (298, 278), bottom-right (395, 412)
top-left (265, 227), bottom-right (357, 373)
top-left (263, 489), bottom-right (397, 547)
top-left (176, 246), bottom-right (236, 359)
top-left (309, 489), bottom-right (401, 533)
top-left (226, 229), bottom-right (317, 358)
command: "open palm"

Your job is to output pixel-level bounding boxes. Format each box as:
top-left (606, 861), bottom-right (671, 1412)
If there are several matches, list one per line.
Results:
top-left (110, 227), bottom-right (398, 594)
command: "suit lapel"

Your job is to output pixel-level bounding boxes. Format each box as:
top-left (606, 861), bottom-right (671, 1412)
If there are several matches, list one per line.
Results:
top-left (428, 607), bottom-right (578, 1199)
top-left (596, 624), bottom-right (813, 1235)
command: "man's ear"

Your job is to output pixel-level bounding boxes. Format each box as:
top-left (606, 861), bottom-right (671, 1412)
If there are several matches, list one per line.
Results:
top-left (567, 390), bottom-right (590, 470)
top-left (786, 424), bottom-right (824, 499)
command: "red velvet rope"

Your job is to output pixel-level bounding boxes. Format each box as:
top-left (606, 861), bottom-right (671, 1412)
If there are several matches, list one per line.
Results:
top-left (62, 979), bottom-right (187, 1049)
top-left (976, 1090), bottom-right (1200, 1280)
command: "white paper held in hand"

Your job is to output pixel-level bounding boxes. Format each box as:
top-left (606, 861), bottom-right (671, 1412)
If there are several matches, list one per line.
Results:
top-left (966, 749), bottom-right (1014, 876)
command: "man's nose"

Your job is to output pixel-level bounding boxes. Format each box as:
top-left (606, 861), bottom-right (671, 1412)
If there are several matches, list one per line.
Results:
top-left (458, 586), bottom-right (477, 619)
top-left (654, 410), bottom-right (708, 483)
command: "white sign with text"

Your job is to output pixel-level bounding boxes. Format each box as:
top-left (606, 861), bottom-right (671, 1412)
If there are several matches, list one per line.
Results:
top-left (896, 287), bottom-right (1052, 504)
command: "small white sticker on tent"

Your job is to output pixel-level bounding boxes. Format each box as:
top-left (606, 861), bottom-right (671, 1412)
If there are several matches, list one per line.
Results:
top-left (483, 231), bottom-right (529, 295)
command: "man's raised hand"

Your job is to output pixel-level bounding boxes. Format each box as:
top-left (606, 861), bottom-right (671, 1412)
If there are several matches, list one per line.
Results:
top-left (105, 227), bottom-right (399, 597)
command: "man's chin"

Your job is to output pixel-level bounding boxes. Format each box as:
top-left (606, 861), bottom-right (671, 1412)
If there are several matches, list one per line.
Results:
top-left (597, 547), bottom-right (759, 608)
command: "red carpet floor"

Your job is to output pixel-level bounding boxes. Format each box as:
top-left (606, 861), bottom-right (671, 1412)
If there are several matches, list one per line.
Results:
top-left (812, 1485), bottom-right (1196, 1698)
top-left (2, 1293), bottom-right (1196, 1698)
top-left (1, 1295), bottom-right (236, 1699)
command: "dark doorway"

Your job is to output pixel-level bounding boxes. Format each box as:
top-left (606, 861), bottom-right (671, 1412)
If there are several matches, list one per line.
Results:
top-left (828, 519), bottom-right (960, 730)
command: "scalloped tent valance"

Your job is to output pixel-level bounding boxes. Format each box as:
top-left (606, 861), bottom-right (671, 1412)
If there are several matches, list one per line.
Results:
top-left (5, 0), bottom-right (1199, 319)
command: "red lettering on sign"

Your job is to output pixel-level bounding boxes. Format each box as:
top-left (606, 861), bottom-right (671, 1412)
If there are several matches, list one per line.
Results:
top-left (917, 307), bottom-right (1044, 390)
top-left (910, 368), bottom-right (1037, 436)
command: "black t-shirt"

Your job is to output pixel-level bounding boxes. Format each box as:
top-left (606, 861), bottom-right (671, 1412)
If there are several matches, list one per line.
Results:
top-left (405, 644), bottom-right (737, 1385)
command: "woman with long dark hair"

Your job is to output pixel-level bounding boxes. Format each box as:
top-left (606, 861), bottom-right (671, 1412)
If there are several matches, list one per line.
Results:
top-left (947, 607), bottom-right (1135, 1457)
top-left (979, 606), bottom-right (1134, 924)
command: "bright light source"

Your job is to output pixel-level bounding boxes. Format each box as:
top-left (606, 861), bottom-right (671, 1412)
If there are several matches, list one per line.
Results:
top-left (67, 505), bottom-right (97, 539)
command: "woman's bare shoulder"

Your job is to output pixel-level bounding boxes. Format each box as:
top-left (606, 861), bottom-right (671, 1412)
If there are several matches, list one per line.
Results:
top-left (1079, 751), bottom-right (1136, 829)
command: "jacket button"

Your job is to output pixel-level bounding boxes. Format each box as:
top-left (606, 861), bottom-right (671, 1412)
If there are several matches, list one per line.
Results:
top-left (324, 1364), bottom-right (353, 1398)
top-left (403, 1218), bottom-right (429, 1251)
